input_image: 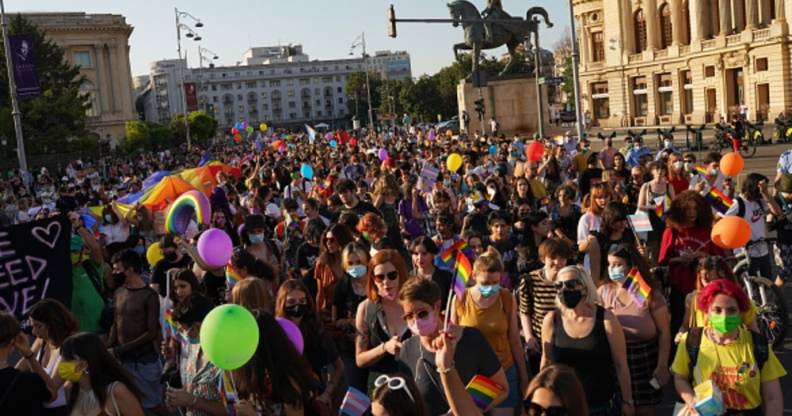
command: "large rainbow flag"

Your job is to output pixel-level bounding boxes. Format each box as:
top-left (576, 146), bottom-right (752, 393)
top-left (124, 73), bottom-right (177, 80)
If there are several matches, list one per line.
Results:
top-left (705, 187), bottom-right (734, 214)
top-left (622, 267), bottom-right (652, 307)
top-left (453, 250), bottom-right (473, 299)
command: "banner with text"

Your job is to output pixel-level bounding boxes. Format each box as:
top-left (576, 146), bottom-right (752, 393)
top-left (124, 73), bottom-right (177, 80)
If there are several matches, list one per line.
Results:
top-left (9, 34), bottom-right (41, 99)
top-left (185, 82), bottom-right (198, 111)
top-left (0, 215), bottom-right (72, 319)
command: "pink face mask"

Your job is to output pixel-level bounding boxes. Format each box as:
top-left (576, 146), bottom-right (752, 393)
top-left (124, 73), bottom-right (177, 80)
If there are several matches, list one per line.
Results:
top-left (407, 311), bottom-right (438, 337)
top-left (378, 287), bottom-right (396, 301)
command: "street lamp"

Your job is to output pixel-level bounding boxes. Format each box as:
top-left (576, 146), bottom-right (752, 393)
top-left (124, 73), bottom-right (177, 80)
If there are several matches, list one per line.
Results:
top-left (0, 0), bottom-right (28, 172)
top-left (198, 46), bottom-right (219, 68)
top-left (567, 0), bottom-right (585, 139)
top-left (350, 32), bottom-right (374, 130)
top-left (175, 8), bottom-right (205, 150)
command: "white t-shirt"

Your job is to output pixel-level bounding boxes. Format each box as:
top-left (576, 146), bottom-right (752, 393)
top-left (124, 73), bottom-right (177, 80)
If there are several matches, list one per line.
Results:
top-left (577, 212), bottom-right (602, 272)
top-left (724, 196), bottom-right (769, 257)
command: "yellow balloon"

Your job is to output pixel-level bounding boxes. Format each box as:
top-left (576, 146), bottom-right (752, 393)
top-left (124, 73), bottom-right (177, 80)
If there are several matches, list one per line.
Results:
top-left (447, 153), bottom-right (463, 172)
top-left (146, 242), bottom-right (164, 266)
top-left (260, 123), bottom-right (268, 132)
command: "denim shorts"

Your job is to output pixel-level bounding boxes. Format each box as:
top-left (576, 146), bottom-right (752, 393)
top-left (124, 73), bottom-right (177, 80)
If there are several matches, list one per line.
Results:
top-left (496, 365), bottom-right (520, 409)
top-left (123, 358), bottom-right (164, 409)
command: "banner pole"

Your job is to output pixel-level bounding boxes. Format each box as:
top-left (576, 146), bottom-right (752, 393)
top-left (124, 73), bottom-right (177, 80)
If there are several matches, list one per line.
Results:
top-left (0, 0), bottom-right (29, 173)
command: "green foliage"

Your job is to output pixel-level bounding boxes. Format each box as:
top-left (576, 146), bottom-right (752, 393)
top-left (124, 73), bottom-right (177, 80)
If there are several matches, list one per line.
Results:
top-left (0, 15), bottom-right (91, 155)
top-left (345, 71), bottom-right (382, 123)
top-left (123, 120), bottom-right (173, 152)
top-left (562, 56), bottom-right (575, 110)
top-left (170, 110), bottom-right (217, 145)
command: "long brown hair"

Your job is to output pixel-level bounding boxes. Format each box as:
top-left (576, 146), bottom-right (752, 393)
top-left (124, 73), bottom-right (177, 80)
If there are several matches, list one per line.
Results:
top-left (366, 249), bottom-right (409, 301)
top-left (526, 364), bottom-right (588, 416)
top-left (231, 277), bottom-right (274, 314)
top-left (318, 223), bottom-right (354, 266)
top-left (666, 190), bottom-right (714, 230)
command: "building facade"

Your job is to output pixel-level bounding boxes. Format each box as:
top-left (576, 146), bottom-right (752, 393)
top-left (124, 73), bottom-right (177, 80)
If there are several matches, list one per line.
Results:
top-left (573, 0), bottom-right (791, 128)
top-left (366, 50), bottom-right (412, 81)
top-left (23, 12), bottom-right (136, 143)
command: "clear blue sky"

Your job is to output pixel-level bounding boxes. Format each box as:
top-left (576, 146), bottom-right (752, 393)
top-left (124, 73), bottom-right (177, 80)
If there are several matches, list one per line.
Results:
top-left (7, 0), bottom-right (570, 77)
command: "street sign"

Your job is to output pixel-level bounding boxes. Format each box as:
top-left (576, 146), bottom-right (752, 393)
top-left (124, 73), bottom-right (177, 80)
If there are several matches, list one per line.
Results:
top-left (541, 76), bottom-right (565, 86)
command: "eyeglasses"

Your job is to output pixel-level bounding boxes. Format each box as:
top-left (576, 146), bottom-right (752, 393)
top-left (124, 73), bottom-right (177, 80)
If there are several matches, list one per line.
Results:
top-left (553, 279), bottom-right (582, 291)
top-left (373, 271), bottom-right (399, 282)
top-left (374, 375), bottom-right (415, 403)
top-left (402, 309), bottom-right (431, 321)
top-left (525, 402), bottom-right (567, 416)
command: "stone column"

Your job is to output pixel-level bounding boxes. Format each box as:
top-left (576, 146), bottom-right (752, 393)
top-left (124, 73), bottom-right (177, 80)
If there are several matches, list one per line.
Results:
top-left (645, 0), bottom-right (660, 49)
top-left (671, 0), bottom-right (683, 45)
top-left (719, 0), bottom-right (732, 35)
top-left (622, 0), bottom-right (635, 53)
top-left (710, 0), bottom-right (720, 37)
top-left (776, 0), bottom-right (786, 20)
top-left (732, 0), bottom-right (746, 31)
top-left (691, 0), bottom-right (705, 42)
top-left (93, 44), bottom-right (109, 113)
top-left (746, 0), bottom-right (758, 29)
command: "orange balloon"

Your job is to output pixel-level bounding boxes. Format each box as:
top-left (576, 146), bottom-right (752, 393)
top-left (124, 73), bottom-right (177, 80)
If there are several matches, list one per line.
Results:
top-left (719, 152), bottom-right (744, 177)
top-left (711, 216), bottom-right (751, 249)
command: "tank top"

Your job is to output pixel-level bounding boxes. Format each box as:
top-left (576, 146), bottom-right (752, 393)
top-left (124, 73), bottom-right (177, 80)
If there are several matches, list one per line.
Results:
top-left (550, 306), bottom-right (616, 408)
top-left (70, 382), bottom-right (121, 416)
top-left (38, 347), bottom-right (66, 408)
top-left (456, 289), bottom-right (514, 370)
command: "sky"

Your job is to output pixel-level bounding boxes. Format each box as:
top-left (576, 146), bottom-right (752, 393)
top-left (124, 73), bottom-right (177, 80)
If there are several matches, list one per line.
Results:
top-left (6, 0), bottom-right (571, 78)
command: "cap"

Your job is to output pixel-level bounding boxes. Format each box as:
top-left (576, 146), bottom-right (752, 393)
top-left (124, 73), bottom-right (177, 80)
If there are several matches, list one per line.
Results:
top-left (244, 214), bottom-right (266, 231)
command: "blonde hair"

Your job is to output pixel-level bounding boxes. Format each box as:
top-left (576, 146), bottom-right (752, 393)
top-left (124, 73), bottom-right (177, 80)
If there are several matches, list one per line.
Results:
top-left (342, 243), bottom-right (369, 270)
top-left (473, 246), bottom-right (504, 275)
top-left (231, 277), bottom-right (274, 314)
top-left (555, 265), bottom-right (600, 309)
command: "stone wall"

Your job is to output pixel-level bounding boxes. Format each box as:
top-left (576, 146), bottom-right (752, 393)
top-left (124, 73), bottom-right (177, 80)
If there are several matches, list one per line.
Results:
top-left (457, 76), bottom-right (550, 135)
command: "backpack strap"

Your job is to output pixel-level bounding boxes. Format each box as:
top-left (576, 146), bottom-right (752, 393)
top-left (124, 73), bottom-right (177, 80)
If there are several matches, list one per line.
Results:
top-left (685, 327), bottom-right (704, 380)
top-left (737, 196), bottom-right (746, 219)
top-left (749, 330), bottom-right (770, 372)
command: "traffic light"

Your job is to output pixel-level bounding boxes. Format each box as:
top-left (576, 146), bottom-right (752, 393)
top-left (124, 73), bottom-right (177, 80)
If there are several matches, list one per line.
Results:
top-left (474, 98), bottom-right (485, 116)
top-left (387, 5), bottom-right (397, 38)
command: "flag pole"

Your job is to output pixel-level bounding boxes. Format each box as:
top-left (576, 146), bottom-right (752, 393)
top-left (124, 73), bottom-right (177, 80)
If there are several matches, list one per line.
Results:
top-left (443, 250), bottom-right (459, 332)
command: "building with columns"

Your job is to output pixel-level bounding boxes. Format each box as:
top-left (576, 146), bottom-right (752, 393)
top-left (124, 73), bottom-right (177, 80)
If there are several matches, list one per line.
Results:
top-left (21, 12), bottom-right (136, 144)
top-left (573, 0), bottom-right (791, 128)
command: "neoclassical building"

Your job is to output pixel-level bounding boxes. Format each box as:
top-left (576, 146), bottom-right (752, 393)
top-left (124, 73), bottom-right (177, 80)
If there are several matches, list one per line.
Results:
top-left (22, 12), bottom-right (136, 144)
top-left (573, 0), bottom-right (791, 127)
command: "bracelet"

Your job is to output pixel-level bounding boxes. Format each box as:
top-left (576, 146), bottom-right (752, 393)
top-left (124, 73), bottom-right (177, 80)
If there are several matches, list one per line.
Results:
top-left (437, 363), bottom-right (455, 374)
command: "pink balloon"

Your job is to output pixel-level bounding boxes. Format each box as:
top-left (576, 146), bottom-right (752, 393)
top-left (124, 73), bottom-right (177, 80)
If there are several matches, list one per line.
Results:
top-left (525, 141), bottom-right (545, 161)
top-left (324, 132), bottom-right (335, 141)
top-left (378, 148), bottom-right (390, 161)
top-left (275, 317), bottom-right (304, 354)
top-left (197, 229), bottom-right (233, 268)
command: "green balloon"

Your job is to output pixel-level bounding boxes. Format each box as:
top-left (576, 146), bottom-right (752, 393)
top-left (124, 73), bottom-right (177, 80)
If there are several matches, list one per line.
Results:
top-left (199, 304), bottom-right (259, 370)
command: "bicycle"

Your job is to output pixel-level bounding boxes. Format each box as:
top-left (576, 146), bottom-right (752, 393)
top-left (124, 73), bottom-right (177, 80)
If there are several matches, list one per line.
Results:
top-left (731, 247), bottom-right (788, 349)
top-left (772, 113), bottom-right (792, 144)
top-left (713, 123), bottom-right (757, 158)
top-left (684, 124), bottom-right (706, 152)
top-left (745, 120), bottom-right (768, 146)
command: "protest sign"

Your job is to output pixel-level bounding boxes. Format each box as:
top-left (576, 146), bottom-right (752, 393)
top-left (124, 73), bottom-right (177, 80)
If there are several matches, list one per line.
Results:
top-left (0, 215), bottom-right (72, 318)
top-left (419, 164), bottom-right (439, 192)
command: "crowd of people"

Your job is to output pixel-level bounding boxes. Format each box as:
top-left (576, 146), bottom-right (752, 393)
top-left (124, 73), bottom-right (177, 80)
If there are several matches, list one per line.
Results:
top-left (0, 125), bottom-right (790, 415)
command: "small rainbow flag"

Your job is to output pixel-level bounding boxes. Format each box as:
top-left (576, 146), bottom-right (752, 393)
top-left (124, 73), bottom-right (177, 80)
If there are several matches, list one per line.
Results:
top-left (654, 197), bottom-right (665, 218)
top-left (218, 370), bottom-right (238, 415)
top-left (163, 309), bottom-right (185, 345)
top-left (622, 267), bottom-right (652, 307)
top-left (705, 187), bottom-right (734, 214)
top-left (693, 164), bottom-right (708, 175)
top-left (453, 250), bottom-right (473, 299)
top-left (340, 387), bottom-right (371, 416)
top-left (440, 239), bottom-right (468, 263)
top-left (226, 261), bottom-right (242, 289)
top-left (466, 374), bottom-right (504, 410)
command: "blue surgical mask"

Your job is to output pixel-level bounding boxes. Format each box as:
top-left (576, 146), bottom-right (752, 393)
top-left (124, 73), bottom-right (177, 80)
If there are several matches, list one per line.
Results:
top-left (346, 264), bottom-right (368, 279)
top-left (248, 233), bottom-right (264, 244)
top-left (478, 283), bottom-right (501, 297)
top-left (133, 246), bottom-right (145, 257)
top-left (608, 266), bottom-right (627, 282)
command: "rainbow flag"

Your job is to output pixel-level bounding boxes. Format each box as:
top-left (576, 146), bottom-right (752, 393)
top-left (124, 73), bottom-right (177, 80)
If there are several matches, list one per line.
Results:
top-left (440, 239), bottom-right (468, 263)
top-left (466, 374), bottom-right (504, 410)
top-left (226, 261), bottom-right (242, 289)
top-left (654, 197), bottom-right (665, 218)
top-left (340, 387), bottom-right (371, 416)
top-left (693, 164), bottom-right (708, 175)
top-left (163, 309), bottom-right (186, 345)
top-left (705, 187), bottom-right (734, 214)
top-left (218, 370), bottom-right (238, 415)
top-left (622, 267), bottom-right (652, 307)
top-left (453, 250), bottom-right (473, 299)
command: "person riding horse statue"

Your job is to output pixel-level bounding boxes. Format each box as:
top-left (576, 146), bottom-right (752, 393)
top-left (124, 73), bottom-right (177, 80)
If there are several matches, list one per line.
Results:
top-left (448, 0), bottom-right (552, 76)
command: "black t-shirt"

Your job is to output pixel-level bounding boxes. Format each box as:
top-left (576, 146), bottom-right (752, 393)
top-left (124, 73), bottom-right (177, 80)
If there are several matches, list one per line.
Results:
top-left (151, 255), bottom-right (192, 297)
top-left (430, 268), bottom-right (452, 306)
top-left (202, 272), bottom-right (226, 306)
top-left (398, 327), bottom-right (502, 416)
top-left (304, 328), bottom-right (340, 383)
top-left (296, 242), bottom-right (320, 274)
top-left (0, 367), bottom-right (50, 414)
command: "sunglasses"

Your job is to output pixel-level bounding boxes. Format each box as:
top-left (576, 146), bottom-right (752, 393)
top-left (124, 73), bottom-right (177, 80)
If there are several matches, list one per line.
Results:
top-left (525, 402), bottom-right (566, 416)
top-left (553, 279), bottom-right (582, 291)
top-left (374, 375), bottom-right (415, 403)
top-left (373, 271), bottom-right (399, 282)
top-left (403, 309), bottom-right (431, 322)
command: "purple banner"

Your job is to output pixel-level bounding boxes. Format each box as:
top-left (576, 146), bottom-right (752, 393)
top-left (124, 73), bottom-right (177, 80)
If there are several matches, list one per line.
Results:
top-left (9, 34), bottom-right (41, 99)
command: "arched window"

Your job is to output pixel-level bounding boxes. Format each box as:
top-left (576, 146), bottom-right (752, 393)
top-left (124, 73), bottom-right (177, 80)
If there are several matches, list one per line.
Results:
top-left (659, 3), bottom-right (673, 49)
top-left (634, 9), bottom-right (647, 53)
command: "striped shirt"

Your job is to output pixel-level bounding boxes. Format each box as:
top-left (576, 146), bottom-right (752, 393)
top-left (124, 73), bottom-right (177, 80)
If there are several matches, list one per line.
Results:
top-left (517, 268), bottom-right (558, 338)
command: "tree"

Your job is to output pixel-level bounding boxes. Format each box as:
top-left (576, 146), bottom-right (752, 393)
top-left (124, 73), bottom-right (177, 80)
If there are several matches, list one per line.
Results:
top-left (123, 120), bottom-right (150, 153)
top-left (0, 15), bottom-right (91, 155)
top-left (345, 71), bottom-right (382, 123)
top-left (399, 76), bottom-right (443, 122)
top-left (562, 56), bottom-right (575, 110)
top-left (170, 110), bottom-right (217, 145)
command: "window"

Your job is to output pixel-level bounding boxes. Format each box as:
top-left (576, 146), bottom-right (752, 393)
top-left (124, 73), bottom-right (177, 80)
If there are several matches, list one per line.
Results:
top-left (681, 70), bottom-right (693, 115)
top-left (289, 112), bottom-right (297, 119)
top-left (632, 76), bottom-right (648, 117)
top-left (289, 101), bottom-right (296, 109)
top-left (300, 78), bottom-right (310, 85)
top-left (213, 96), bottom-right (218, 103)
top-left (262, 103), bottom-right (269, 110)
top-left (238, 105), bottom-right (245, 112)
top-left (705, 66), bottom-right (715, 77)
top-left (288, 90), bottom-right (295, 97)
top-left (338, 97), bottom-right (344, 104)
top-left (756, 58), bottom-right (768, 71)
top-left (591, 82), bottom-right (609, 119)
top-left (246, 81), bottom-right (257, 88)
top-left (337, 87), bottom-right (343, 93)
top-left (211, 85), bottom-right (217, 91)
top-left (591, 32), bottom-right (605, 62)
top-left (73, 51), bottom-right (92, 68)
top-left (634, 9), bottom-right (647, 53)
top-left (660, 3), bottom-right (673, 49)
top-left (237, 94), bottom-right (243, 101)
top-left (270, 80), bottom-right (281, 87)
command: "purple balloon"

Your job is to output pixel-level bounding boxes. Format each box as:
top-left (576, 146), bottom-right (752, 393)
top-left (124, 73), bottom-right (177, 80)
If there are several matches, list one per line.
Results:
top-left (197, 228), bottom-right (233, 268)
top-left (325, 132), bottom-right (335, 141)
top-left (378, 148), bottom-right (389, 161)
top-left (275, 317), bottom-right (304, 354)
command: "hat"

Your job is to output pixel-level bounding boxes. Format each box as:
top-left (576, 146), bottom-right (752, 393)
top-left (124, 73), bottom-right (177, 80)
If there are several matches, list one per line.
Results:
top-left (776, 174), bottom-right (792, 193)
top-left (244, 214), bottom-right (266, 231)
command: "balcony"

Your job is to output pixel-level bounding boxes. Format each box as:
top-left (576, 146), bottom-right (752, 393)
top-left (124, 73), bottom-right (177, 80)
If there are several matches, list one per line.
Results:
top-left (701, 39), bottom-right (717, 50)
top-left (588, 61), bottom-right (604, 70)
top-left (654, 49), bottom-right (668, 59)
top-left (628, 53), bottom-right (643, 64)
top-left (753, 28), bottom-right (770, 41)
top-left (679, 45), bottom-right (690, 55)
top-left (726, 33), bottom-right (742, 46)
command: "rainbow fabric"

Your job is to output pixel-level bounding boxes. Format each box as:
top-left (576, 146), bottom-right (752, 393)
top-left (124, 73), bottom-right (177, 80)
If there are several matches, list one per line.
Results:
top-left (440, 239), bottom-right (468, 263)
top-left (164, 189), bottom-right (212, 235)
top-left (225, 261), bottom-right (242, 289)
top-left (622, 267), bottom-right (652, 307)
top-left (654, 198), bottom-right (665, 218)
top-left (453, 250), bottom-right (473, 299)
top-left (218, 370), bottom-right (238, 415)
top-left (694, 164), bottom-right (708, 175)
top-left (705, 187), bottom-right (734, 214)
top-left (163, 309), bottom-right (184, 344)
top-left (466, 374), bottom-right (504, 410)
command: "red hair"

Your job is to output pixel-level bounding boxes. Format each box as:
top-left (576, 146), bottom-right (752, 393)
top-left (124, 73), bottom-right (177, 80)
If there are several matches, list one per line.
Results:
top-left (697, 279), bottom-right (751, 314)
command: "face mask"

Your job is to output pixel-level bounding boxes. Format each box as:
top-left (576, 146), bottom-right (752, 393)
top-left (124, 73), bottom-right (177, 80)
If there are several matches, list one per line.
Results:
top-left (133, 246), bottom-right (145, 257)
top-left (57, 361), bottom-right (85, 382)
top-left (248, 233), bottom-right (264, 244)
top-left (104, 214), bottom-right (114, 223)
top-left (709, 167), bottom-right (719, 177)
top-left (164, 252), bottom-right (178, 262)
top-left (346, 265), bottom-right (368, 279)
top-left (608, 266), bottom-right (627, 282)
top-left (112, 272), bottom-right (127, 287)
top-left (478, 283), bottom-right (501, 298)
top-left (559, 289), bottom-right (583, 309)
top-left (285, 304), bottom-right (308, 318)
top-left (407, 311), bottom-right (438, 337)
top-left (378, 287), bottom-right (396, 301)
top-left (673, 161), bottom-right (684, 170)
top-left (664, 140), bottom-right (673, 149)
top-left (709, 313), bottom-right (741, 334)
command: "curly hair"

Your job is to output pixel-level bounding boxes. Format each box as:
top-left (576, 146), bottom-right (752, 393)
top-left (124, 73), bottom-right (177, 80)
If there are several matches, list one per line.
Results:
top-left (665, 190), bottom-right (714, 230)
top-left (697, 279), bottom-right (751, 314)
top-left (357, 212), bottom-right (387, 240)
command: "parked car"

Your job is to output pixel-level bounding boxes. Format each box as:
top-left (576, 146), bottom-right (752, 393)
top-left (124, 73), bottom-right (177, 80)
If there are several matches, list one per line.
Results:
top-left (559, 111), bottom-right (577, 123)
top-left (435, 118), bottom-right (460, 135)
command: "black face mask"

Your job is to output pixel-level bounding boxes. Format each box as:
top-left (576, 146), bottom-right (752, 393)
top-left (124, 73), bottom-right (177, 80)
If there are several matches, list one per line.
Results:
top-left (559, 289), bottom-right (583, 309)
top-left (284, 304), bottom-right (308, 318)
top-left (112, 272), bottom-right (127, 288)
top-left (164, 252), bottom-right (177, 262)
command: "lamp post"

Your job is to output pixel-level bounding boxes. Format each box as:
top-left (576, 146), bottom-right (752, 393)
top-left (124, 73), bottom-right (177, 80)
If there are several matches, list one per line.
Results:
top-left (350, 32), bottom-right (374, 129)
top-left (567, 0), bottom-right (585, 139)
top-left (0, 0), bottom-right (28, 172)
top-left (175, 8), bottom-right (204, 150)
top-left (197, 46), bottom-right (218, 113)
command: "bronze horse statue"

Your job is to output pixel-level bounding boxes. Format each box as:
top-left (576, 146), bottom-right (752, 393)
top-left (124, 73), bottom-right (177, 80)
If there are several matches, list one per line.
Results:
top-left (448, 0), bottom-right (552, 76)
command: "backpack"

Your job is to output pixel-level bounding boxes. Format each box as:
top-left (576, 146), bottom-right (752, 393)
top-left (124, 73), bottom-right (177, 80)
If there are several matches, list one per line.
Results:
top-left (685, 327), bottom-right (769, 381)
top-left (736, 196), bottom-right (746, 219)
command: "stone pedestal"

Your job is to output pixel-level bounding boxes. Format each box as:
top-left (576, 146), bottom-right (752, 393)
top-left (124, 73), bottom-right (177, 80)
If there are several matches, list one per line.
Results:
top-left (457, 75), bottom-right (550, 136)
